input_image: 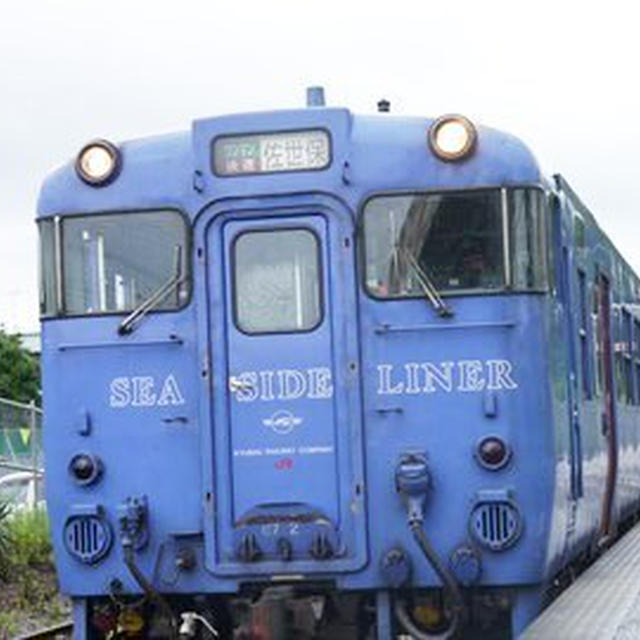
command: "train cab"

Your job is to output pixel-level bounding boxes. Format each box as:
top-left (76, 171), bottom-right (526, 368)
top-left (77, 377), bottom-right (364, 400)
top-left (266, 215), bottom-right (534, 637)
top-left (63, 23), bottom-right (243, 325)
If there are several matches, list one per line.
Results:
top-left (37, 91), bottom-right (640, 639)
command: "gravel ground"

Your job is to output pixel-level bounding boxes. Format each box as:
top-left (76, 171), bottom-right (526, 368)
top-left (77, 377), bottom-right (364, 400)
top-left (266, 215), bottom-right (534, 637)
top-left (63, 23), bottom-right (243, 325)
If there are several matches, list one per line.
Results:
top-left (0, 565), bottom-right (70, 639)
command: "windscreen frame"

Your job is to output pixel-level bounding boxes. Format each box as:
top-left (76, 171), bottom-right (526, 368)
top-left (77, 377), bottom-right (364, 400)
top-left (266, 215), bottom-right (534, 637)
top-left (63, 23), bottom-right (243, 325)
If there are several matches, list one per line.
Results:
top-left (358, 185), bottom-right (549, 301)
top-left (37, 207), bottom-right (192, 320)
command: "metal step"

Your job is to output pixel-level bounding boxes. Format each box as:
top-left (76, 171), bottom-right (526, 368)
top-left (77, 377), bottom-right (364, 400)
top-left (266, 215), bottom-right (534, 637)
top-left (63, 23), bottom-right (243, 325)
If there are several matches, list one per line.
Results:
top-left (521, 522), bottom-right (640, 639)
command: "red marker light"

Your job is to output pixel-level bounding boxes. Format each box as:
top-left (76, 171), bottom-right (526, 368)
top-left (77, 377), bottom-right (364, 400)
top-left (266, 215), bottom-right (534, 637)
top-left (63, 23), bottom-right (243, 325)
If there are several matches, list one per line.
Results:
top-left (476, 436), bottom-right (510, 470)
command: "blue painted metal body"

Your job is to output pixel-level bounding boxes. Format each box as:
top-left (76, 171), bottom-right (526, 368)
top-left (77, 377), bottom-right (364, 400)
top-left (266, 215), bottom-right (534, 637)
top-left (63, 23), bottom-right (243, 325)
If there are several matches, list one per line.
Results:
top-left (37, 105), bottom-right (640, 635)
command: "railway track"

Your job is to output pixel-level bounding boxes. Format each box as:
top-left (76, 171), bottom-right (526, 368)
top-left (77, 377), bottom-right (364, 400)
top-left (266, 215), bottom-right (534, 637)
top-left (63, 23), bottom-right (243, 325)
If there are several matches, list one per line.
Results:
top-left (14, 621), bottom-right (73, 640)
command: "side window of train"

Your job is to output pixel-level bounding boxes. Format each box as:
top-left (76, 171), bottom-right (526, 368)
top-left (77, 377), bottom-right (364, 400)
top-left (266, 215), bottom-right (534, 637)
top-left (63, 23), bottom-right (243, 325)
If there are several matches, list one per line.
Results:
top-left (233, 228), bottom-right (322, 334)
top-left (508, 188), bottom-right (546, 290)
top-left (573, 214), bottom-right (586, 251)
top-left (577, 270), bottom-right (592, 399)
top-left (38, 218), bottom-right (56, 316)
top-left (609, 301), bottom-right (634, 405)
top-left (592, 275), bottom-right (603, 396)
top-left (545, 195), bottom-right (556, 293)
top-left (37, 210), bottom-right (191, 317)
top-left (622, 308), bottom-right (634, 404)
top-left (635, 320), bottom-right (640, 404)
top-left (549, 194), bottom-right (564, 301)
top-left (614, 308), bottom-right (625, 403)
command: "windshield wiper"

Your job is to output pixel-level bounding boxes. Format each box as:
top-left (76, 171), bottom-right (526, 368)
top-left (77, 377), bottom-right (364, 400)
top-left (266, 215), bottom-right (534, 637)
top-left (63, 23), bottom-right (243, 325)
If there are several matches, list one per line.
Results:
top-left (118, 245), bottom-right (184, 335)
top-left (401, 247), bottom-right (454, 318)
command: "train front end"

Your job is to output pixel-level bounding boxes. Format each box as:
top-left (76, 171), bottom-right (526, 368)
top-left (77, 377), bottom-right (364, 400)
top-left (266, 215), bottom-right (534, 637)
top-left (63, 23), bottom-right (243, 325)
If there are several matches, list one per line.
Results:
top-left (38, 97), bottom-right (556, 638)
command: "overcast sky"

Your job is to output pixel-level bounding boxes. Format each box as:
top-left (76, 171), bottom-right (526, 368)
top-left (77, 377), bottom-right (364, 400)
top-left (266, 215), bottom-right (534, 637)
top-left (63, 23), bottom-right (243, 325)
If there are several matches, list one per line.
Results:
top-left (1, 0), bottom-right (638, 332)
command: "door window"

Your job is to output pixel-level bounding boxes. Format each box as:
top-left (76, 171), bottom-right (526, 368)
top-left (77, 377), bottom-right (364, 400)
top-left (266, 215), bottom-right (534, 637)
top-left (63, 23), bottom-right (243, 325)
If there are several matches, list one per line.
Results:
top-left (233, 228), bottom-right (322, 334)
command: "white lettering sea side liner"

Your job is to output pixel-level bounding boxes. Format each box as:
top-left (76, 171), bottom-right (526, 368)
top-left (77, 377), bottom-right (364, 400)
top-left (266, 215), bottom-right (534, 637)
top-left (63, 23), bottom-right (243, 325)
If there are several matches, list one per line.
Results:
top-left (106, 360), bottom-right (516, 408)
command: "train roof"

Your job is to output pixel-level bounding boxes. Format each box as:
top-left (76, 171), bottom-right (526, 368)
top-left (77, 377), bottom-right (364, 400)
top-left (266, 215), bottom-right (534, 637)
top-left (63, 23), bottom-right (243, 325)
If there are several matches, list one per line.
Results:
top-left (37, 108), bottom-right (543, 217)
top-left (554, 173), bottom-right (640, 298)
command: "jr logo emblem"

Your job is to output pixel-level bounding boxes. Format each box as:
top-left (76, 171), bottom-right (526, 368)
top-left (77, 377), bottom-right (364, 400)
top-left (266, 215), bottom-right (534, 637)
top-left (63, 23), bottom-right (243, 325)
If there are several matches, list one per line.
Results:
top-left (262, 410), bottom-right (303, 435)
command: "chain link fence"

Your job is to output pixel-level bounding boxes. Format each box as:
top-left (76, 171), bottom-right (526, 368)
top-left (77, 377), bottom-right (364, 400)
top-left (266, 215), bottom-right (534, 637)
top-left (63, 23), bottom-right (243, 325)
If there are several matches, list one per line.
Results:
top-left (0, 397), bottom-right (44, 509)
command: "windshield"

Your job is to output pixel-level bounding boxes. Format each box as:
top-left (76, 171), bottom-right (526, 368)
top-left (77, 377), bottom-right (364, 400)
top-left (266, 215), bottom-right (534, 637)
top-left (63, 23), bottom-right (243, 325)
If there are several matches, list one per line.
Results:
top-left (363, 188), bottom-right (546, 298)
top-left (363, 190), bottom-right (504, 297)
top-left (38, 210), bottom-right (190, 316)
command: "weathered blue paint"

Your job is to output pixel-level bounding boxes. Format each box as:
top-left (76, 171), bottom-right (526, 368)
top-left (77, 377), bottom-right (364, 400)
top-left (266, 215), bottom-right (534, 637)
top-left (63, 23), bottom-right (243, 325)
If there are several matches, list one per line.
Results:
top-left (37, 105), bottom-right (640, 637)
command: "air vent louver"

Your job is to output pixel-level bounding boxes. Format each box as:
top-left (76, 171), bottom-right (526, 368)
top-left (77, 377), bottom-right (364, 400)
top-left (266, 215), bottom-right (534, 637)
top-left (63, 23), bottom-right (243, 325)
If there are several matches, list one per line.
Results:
top-left (64, 515), bottom-right (112, 564)
top-left (470, 501), bottom-right (521, 551)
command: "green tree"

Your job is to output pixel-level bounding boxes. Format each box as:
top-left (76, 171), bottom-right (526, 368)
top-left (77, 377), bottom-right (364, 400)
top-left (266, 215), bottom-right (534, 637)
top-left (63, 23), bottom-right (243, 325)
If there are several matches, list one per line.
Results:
top-left (0, 331), bottom-right (40, 404)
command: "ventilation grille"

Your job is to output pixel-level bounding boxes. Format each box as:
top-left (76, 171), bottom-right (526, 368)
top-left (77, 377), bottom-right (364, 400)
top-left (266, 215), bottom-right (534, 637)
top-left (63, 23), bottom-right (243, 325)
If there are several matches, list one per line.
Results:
top-left (64, 515), bottom-right (112, 564)
top-left (470, 501), bottom-right (521, 551)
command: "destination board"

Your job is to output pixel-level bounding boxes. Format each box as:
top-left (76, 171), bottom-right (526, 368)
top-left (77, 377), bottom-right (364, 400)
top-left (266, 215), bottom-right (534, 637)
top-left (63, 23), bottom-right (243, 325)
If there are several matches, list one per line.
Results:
top-left (213, 129), bottom-right (331, 176)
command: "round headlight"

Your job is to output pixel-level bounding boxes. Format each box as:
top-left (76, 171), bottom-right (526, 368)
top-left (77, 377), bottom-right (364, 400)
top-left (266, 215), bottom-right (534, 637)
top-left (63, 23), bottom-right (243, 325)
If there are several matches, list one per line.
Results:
top-left (75, 139), bottom-right (121, 186)
top-left (428, 115), bottom-right (477, 161)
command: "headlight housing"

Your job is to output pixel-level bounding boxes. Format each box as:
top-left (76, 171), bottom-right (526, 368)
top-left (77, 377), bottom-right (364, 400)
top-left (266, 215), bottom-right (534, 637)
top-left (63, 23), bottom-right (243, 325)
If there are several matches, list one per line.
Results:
top-left (69, 452), bottom-right (103, 486)
top-left (428, 114), bottom-right (477, 162)
top-left (75, 139), bottom-right (121, 186)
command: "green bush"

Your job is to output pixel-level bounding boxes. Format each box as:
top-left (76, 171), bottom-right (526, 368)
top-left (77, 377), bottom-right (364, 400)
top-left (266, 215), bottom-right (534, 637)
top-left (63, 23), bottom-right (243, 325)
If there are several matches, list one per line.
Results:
top-left (6, 507), bottom-right (52, 569)
top-left (0, 506), bottom-right (68, 634)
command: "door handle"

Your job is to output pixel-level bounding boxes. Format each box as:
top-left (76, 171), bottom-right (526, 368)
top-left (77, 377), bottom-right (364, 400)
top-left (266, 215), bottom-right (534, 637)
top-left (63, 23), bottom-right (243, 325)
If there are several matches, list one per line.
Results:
top-left (229, 376), bottom-right (254, 393)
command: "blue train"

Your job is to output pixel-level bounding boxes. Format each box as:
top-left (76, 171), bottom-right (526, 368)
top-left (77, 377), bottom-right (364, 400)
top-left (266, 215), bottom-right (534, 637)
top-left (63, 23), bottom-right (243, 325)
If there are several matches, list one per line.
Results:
top-left (37, 88), bottom-right (640, 639)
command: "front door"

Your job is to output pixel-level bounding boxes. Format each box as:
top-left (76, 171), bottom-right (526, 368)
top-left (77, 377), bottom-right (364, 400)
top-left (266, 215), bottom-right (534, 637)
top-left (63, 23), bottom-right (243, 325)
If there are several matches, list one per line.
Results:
top-left (596, 273), bottom-right (617, 541)
top-left (204, 208), bottom-right (366, 576)
top-left (552, 197), bottom-right (583, 501)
